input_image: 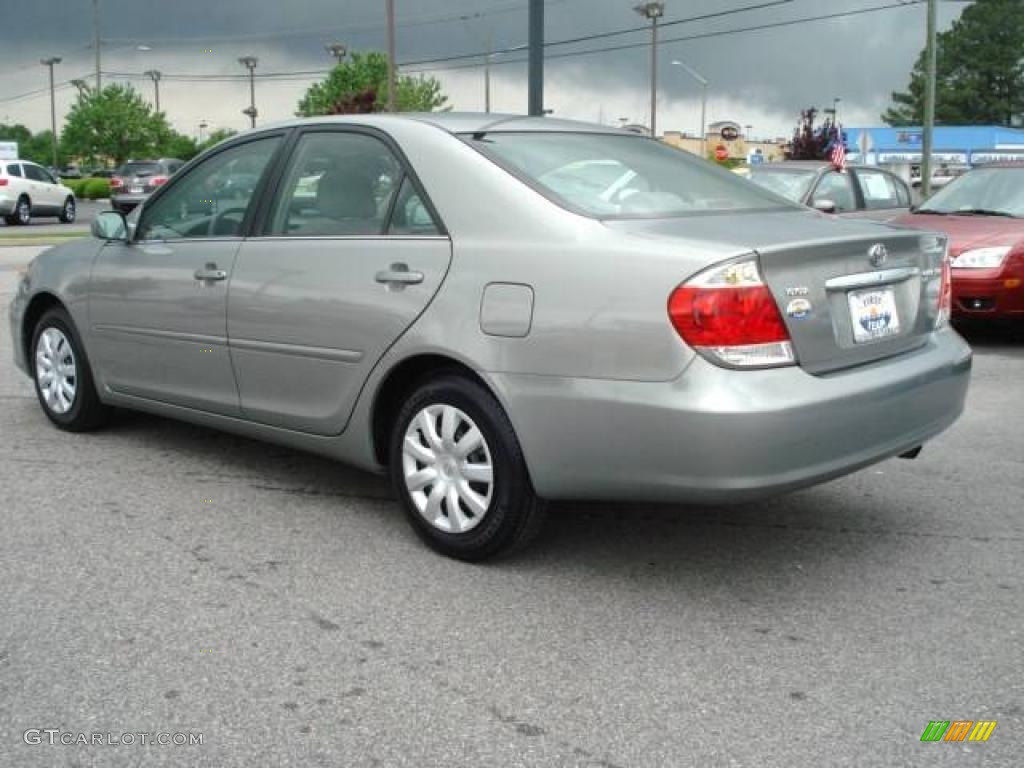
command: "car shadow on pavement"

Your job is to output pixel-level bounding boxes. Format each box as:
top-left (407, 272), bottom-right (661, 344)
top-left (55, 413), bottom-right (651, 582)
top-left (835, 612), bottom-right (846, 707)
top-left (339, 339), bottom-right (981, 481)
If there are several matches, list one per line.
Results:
top-left (954, 318), bottom-right (1024, 353)
top-left (99, 409), bottom-right (893, 582)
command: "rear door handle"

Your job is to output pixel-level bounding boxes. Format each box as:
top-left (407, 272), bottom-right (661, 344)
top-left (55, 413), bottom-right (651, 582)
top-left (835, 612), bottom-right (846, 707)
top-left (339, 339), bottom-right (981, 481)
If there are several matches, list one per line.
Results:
top-left (375, 263), bottom-right (424, 285)
top-left (194, 263), bottom-right (228, 282)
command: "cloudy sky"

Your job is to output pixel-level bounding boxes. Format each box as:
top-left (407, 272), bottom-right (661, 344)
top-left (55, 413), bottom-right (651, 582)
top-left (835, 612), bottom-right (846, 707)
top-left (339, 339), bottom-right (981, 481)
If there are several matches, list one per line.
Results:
top-left (2, 0), bottom-right (968, 141)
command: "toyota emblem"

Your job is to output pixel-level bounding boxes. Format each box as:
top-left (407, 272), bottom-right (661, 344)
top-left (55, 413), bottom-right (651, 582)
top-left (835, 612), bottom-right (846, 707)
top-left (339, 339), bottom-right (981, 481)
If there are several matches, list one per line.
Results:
top-left (868, 243), bottom-right (889, 267)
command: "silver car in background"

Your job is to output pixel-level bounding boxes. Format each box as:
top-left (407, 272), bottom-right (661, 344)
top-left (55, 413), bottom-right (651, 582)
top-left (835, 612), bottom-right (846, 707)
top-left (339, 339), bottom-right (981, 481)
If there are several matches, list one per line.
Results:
top-left (8, 114), bottom-right (971, 560)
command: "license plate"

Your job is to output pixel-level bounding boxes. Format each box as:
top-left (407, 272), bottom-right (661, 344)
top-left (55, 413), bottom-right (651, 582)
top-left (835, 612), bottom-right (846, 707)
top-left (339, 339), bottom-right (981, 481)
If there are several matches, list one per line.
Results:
top-left (848, 287), bottom-right (900, 343)
top-left (130, 186), bottom-right (143, 195)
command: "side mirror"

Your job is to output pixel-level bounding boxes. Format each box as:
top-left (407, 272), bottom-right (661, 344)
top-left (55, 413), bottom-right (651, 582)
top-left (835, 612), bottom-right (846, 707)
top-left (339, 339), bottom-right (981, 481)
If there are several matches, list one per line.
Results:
top-left (91, 210), bottom-right (128, 241)
top-left (812, 198), bottom-right (837, 214)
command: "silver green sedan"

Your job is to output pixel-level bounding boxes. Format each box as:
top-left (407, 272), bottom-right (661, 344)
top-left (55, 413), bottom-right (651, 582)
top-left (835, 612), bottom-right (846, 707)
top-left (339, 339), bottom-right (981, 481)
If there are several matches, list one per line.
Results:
top-left (8, 114), bottom-right (971, 560)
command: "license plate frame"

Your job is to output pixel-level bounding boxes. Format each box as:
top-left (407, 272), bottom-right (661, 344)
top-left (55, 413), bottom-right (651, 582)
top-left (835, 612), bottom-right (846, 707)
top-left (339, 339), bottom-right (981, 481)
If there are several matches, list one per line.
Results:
top-left (848, 287), bottom-right (901, 343)
top-left (130, 185), bottom-right (144, 195)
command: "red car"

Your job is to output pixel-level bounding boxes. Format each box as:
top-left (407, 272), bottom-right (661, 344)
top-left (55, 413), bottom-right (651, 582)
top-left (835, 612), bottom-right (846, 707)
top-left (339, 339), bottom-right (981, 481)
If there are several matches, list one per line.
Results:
top-left (894, 164), bottom-right (1024, 319)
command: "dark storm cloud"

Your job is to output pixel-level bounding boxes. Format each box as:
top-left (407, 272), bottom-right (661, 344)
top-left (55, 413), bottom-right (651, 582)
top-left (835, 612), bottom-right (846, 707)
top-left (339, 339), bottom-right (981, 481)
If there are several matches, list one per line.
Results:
top-left (2, 0), bottom-right (965, 134)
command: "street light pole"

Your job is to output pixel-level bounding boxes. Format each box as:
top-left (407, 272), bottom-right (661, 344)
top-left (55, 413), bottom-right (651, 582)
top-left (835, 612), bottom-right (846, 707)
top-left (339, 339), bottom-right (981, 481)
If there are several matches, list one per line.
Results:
top-left (386, 0), bottom-right (397, 111)
top-left (199, 121), bottom-right (208, 144)
top-left (144, 70), bottom-right (162, 113)
top-left (238, 56), bottom-right (258, 128)
top-left (93, 0), bottom-right (101, 90)
top-left (921, 0), bottom-right (937, 199)
top-left (70, 79), bottom-right (90, 97)
top-left (484, 33), bottom-right (492, 113)
top-left (635, 1), bottom-right (665, 137)
top-left (671, 59), bottom-right (708, 156)
top-left (41, 57), bottom-right (62, 171)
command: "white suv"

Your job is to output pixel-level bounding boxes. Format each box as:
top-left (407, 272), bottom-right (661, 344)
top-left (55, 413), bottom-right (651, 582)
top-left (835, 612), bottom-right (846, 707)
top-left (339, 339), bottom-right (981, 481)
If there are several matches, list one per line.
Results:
top-left (0, 160), bottom-right (76, 226)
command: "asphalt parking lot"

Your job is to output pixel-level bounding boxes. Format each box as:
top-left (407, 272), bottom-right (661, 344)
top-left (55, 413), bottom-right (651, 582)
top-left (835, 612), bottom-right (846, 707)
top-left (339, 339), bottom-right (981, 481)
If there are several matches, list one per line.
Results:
top-left (0, 244), bottom-right (1021, 767)
top-left (0, 199), bottom-right (102, 237)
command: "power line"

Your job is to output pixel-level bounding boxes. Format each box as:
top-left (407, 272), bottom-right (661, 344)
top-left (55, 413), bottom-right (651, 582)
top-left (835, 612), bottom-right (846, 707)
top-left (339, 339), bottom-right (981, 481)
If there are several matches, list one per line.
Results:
top-left (403, 0), bottom-right (931, 74)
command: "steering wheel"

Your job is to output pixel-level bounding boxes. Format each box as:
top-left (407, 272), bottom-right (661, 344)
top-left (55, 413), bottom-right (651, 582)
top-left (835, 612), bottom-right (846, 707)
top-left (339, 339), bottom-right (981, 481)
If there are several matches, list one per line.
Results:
top-left (207, 207), bottom-right (247, 237)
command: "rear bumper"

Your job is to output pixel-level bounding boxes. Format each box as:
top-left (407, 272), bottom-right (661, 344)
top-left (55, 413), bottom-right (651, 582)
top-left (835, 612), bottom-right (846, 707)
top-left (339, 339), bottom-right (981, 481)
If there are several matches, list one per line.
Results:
top-left (489, 327), bottom-right (972, 504)
top-left (110, 194), bottom-right (149, 212)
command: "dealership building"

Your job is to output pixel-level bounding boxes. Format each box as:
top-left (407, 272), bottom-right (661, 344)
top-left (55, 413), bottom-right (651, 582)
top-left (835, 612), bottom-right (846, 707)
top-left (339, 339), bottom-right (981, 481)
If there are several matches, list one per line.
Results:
top-left (845, 125), bottom-right (1024, 167)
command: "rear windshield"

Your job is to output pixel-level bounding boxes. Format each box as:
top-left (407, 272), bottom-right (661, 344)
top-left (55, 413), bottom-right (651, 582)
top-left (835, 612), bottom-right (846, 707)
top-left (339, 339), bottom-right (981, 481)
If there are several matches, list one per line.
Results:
top-left (748, 168), bottom-right (817, 203)
top-left (120, 162), bottom-right (161, 177)
top-left (465, 131), bottom-right (795, 218)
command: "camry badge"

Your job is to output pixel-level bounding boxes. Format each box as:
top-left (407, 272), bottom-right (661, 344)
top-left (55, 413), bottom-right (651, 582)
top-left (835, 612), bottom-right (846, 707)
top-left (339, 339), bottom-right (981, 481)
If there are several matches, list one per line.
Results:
top-left (868, 243), bottom-right (889, 268)
top-left (786, 298), bottom-right (812, 319)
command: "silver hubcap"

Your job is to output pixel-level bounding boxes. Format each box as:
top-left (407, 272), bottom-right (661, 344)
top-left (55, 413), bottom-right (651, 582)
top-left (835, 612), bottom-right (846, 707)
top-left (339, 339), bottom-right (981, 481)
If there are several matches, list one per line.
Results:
top-left (402, 404), bottom-right (494, 534)
top-left (35, 328), bottom-right (77, 414)
top-left (64, 200), bottom-right (74, 220)
top-left (18, 201), bottom-right (29, 223)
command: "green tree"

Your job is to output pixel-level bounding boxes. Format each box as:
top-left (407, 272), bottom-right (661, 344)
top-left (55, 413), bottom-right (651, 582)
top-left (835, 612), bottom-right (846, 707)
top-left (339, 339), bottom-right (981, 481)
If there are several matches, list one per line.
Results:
top-left (155, 130), bottom-right (199, 162)
top-left (883, 0), bottom-right (1024, 126)
top-left (0, 123), bottom-right (68, 167)
top-left (61, 84), bottom-right (168, 165)
top-left (196, 128), bottom-right (237, 154)
top-left (296, 51), bottom-right (447, 116)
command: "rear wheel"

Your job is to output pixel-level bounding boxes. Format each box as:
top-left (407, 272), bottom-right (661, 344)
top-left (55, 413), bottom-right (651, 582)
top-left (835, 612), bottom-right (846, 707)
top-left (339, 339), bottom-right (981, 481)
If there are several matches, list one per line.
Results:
top-left (5, 196), bottom-right (30, 226)
top-left (59, 196), bottom-right (76, 223)
top-left (389, 374), bottom-right (545, 561)
top-left (30, 308), bottom-right (109, 431)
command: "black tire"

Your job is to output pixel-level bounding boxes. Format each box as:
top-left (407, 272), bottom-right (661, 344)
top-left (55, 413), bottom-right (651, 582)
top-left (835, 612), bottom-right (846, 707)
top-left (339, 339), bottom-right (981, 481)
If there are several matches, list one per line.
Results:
top-left (389, 374), bottom-right (546, 561)
top-left (59, 196), bottom-right (76, 223)
top-left (5, 196), bottom-right (30, 226)
top-left (30, 307), bottom-right (109, 432)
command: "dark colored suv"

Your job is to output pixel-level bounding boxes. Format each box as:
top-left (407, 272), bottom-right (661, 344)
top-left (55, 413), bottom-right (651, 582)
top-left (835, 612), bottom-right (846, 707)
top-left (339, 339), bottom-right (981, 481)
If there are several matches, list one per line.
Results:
top-left (110, 158), bottom-right (184, 213)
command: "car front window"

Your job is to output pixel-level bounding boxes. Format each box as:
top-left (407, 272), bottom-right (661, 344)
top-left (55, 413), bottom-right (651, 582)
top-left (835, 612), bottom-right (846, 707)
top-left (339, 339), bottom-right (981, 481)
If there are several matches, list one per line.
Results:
top-left (918, 167), bottom-right (1024, 217)
top-left (468, 132), bottom-right (795, 218)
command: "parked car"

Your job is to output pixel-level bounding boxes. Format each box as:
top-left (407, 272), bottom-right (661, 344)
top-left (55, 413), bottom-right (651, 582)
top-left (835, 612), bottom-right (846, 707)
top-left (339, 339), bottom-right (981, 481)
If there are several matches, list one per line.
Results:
top-left (0, 158), bottom-right (76, 225)
top-left (110, 158), bottom-right (184, 213)
top-left (89, 168), bottom-right (119, 179)
top-left (748, 161), bottom-right (913, 220)
top-left (893, 164), bottom-right (1024, 320)
top-left (9, 115), bottom-right (971, 560)
top-left (58, 163), bottom-right (84, 180)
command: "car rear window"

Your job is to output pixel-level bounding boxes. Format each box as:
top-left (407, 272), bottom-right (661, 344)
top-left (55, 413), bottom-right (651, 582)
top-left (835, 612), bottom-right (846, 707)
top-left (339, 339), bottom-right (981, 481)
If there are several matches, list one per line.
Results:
top-left (121, 162), bottom-right (161, 177)
top-left (5, 163), bottom-right (22, 177)
top-left (465, 131), bottom-right (795, 218)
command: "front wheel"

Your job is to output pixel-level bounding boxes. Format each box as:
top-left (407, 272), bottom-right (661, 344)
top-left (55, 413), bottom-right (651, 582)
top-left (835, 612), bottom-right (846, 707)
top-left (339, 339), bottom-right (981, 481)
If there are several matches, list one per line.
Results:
top-left (31, 308), bottom-right (109, 431)
top-left (389, 374), bottom-right (546, 561)
top-left (59, 196), bottom-right (76, 223)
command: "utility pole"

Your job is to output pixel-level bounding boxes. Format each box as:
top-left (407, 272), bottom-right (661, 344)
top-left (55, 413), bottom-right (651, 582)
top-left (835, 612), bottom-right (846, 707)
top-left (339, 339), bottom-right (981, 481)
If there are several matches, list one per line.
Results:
top-left (41, 57), bottom-right (62, 170)
top-left (238, 56), bottom-right (258, 128)
top-left (386, 0), bottom-right (397, 111)
top-left (199, 121), bottom-right (208, 144)
top-left (484, 33), bottom-right (492, 113)
top-left (635, 2), bottom-right (665, 137)
top-left (921, 0), bottom-right (937, 199)
top-left (93, 0), bottom-right (101, 90)
top-left (144, 70), bottom-right (162, 113)
top-left (70, 79), bottom-right (90, 97)
top-left (528, 0), bottom-right (544, 115)
top-left (326, 42), bottom-right (347, 65)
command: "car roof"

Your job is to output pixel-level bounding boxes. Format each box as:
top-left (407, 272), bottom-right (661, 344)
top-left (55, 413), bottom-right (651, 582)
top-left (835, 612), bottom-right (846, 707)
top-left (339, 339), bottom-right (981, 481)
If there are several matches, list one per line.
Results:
top-left (752, 162), bottom-right (881, 172)
top-left (258, 112), bottom-right (626, 136)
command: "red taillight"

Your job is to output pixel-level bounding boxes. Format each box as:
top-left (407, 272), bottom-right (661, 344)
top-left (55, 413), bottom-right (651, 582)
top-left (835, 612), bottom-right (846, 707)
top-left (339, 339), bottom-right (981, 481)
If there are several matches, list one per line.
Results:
top-left (0, 178), bottom-right (8, 186)
top-left (110, 177), bottom-right (123, 188)
top-left (668, 258), bottom-right (795, 368)
top-left (150, 176), bottom-right (168, 187)
top-left (936, 251), bottom-right (952, 328)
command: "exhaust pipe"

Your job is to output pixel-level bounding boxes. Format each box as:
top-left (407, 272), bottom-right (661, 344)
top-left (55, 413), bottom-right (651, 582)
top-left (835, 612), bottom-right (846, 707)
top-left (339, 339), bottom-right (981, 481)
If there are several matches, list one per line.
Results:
top-left (898, 446), bottom-right (922, 460)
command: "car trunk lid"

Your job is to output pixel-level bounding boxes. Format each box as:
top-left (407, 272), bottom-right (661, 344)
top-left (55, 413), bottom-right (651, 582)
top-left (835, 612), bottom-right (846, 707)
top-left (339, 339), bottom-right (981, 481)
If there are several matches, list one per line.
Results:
top-left (607, 210), bottom-right (946, 374)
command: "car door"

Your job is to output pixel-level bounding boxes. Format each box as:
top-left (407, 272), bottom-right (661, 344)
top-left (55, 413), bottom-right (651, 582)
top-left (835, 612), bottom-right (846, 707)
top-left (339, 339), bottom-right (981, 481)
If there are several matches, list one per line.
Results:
top-left (850, 168), bottom-right (912, 221)
top-left (809, 170), bottom-right (858, 214)
top-left (88, 134), bottom-right (284, 414)
top-left (228, 127), bottom-right (452, 435)
top-left (22, 164), bottom-right (60, 211)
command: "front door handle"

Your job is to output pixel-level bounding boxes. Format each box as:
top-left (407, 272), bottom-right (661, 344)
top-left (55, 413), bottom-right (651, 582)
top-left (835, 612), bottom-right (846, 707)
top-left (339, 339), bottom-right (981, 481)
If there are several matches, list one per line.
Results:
top-left (194, 263), bottom-right (228, 282)
top-left (375, 263), bottom-right (424, 285)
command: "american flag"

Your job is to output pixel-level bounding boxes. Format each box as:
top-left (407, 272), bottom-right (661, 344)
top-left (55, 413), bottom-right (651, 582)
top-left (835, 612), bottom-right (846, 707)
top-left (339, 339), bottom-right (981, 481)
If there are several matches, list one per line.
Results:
top-left (830, 124), bottom-right (847, 171)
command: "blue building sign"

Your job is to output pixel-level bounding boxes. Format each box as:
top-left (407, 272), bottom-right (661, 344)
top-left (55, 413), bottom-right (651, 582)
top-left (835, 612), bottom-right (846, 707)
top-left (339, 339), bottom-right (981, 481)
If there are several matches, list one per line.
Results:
top-left (845, 125), bottom-right (1024, 166)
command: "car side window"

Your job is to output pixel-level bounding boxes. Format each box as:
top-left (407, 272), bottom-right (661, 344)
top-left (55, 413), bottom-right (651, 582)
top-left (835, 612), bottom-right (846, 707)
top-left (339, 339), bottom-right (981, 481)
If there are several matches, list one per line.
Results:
top-left (388, 177), bottom-right (440, 235)
top-left (6, 164), bottom-right (22, 177)
top-left (269, 132), bottom-right (401, 237)
top-left (857, 169), bottom-right (903, 210)
top-left (137, 137), bottom-right (280, 241)
top-left (812, 171), bottom-right (856, 212)
top-left (23, 164), bottom-right (45, 182)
